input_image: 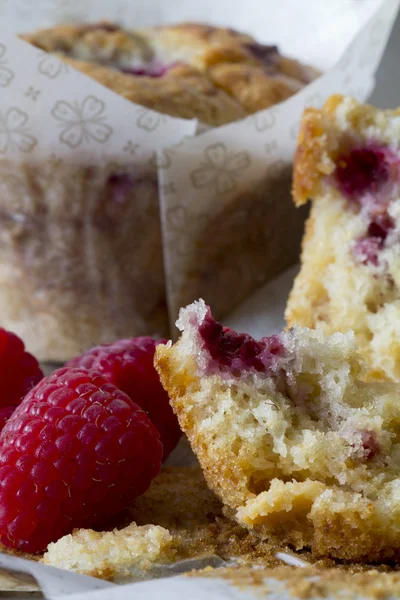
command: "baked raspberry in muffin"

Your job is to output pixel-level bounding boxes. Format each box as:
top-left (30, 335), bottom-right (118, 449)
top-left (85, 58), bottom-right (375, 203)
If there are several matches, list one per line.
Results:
top-left (286, 95), bottom-right (400, 381)
top-left (156, 300), bottom-right (400, 561)
top-left (22, 22), bottom-right (319, 126)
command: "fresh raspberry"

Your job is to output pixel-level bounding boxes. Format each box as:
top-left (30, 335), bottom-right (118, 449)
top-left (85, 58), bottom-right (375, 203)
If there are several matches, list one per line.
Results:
top-left (67, 338), bottom-right (181, 459)
top-left (0, 328), bottom-right (43, 429)
top-left (0, 367), bottom-right (162, 553)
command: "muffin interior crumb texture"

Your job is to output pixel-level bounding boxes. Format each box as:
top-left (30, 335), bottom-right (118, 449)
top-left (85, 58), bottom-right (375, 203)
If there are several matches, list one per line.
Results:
top-left (43, 523), bottom-right (176, 581)
top-left (286, 94), bottom-right (400, 382)
top-left (155, 300), bottom-right (400, 562)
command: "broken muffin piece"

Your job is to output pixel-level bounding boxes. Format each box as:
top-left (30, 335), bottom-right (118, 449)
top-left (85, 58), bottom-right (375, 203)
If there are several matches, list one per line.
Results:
top-left (155, 300), bottom-right (400, 561)
top-left (286, 95), bottom-right (400, 381)
top-left (42, 523), bottom-right (176, 581)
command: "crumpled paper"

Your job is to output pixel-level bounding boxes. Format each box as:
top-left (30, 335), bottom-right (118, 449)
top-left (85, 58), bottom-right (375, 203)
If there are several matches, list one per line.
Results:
top-left (0, 0), bottom-right (397, 359)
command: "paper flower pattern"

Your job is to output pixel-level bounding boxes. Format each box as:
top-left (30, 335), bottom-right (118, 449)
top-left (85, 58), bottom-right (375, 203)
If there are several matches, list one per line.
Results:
top-left (190, 143), bottom-right (251, 195)
top-left (0, 44), bottom-right (14, 87)
top-left (51, 96), bottom-right (113, 148)
top-left (149, 135), bottom-right (193, 168)
top-left (37, 52), bottom-right (69, 79)
top-left (246, 111), bottom-right (276, 132)
top-left (0, 108), bottom-right (37, 154)
top-left (136, 109), bottom-right (167, 132)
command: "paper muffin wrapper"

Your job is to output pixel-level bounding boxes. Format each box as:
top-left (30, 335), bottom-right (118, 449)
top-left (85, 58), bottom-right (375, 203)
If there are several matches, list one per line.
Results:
top-left (0, 0), bottom-right (397, 360)
top-left (0, 159), bottom-right (168, 361)
top-left (0, 30), bottom-right (197, 359)
top-left (160, 160), bottom-right (308, 333)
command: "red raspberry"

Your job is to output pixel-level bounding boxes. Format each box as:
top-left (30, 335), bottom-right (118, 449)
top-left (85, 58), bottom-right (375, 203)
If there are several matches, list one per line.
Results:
top-left (0, 328), bottom-right (43, 429)
top-left (67, 338), bottom-right (181, 459)
top-left (0, 367), bottom-right (162, 553)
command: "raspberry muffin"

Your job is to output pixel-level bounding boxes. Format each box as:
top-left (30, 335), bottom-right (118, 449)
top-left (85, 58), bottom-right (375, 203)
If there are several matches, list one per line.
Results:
top-left (5, 22), bottom-right (318, 362)
top-left (286, 95), bottom-right (400, 381)
top-left (156, 300), bottom-right (400, 561)
top-left (22, 22), bottom-right (319, 125)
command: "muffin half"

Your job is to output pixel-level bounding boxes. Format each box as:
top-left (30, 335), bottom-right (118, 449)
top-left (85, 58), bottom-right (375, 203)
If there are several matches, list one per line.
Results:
top-left (156, 300), bottom-right (400, 561)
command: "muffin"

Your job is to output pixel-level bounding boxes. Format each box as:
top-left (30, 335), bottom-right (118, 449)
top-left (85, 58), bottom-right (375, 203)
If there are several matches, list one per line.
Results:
top-left (286, 95), bottom-right (400, 381)
top-left (156, 300), bottom-right (400, 561)
top-left (1, 22), bottom-right (318, 362)
top-left (22, 22), bottom-right (319, 125)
